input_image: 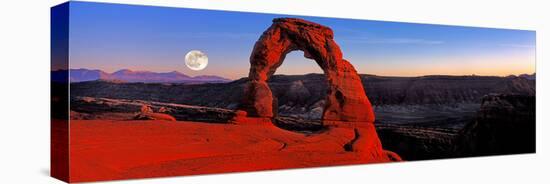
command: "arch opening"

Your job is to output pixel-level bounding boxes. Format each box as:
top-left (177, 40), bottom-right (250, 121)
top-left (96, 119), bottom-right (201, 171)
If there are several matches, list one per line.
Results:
top-left (271, 50), bottom-right (326, 114)
top-left (273, 50), bottom-right (324, 76)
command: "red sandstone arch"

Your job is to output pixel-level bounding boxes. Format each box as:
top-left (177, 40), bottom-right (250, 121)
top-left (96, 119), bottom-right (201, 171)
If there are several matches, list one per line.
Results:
top-left (241, 18), bottom-right (375, 123)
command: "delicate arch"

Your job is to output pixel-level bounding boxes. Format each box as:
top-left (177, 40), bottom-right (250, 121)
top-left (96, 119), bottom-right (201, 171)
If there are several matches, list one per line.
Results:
top-left (240, 18), bottom-right (375, 122)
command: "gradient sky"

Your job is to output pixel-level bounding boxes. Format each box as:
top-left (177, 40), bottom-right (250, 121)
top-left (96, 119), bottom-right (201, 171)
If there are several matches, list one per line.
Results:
top-left (68, 1), bottom-right (536, 80)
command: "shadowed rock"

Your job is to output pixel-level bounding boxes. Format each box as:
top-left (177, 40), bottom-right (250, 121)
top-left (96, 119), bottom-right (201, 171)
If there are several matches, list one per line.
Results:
top-left (455, 94), bottom-right (535, 156)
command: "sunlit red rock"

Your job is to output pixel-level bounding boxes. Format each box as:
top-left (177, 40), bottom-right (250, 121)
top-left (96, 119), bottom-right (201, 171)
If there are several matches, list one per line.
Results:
top-left (238, 18), bottom-right (398, 161)
top-left (134, 105), bottom-right (176, 121)
top-left (241, 18), bottom-right (375, 123)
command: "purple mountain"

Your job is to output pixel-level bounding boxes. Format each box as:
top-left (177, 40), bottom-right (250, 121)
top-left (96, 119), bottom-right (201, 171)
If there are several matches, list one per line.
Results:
top-left (69, 68), bottom-right (111, 82)
top-left (64, 69), bottom-right (231, 83)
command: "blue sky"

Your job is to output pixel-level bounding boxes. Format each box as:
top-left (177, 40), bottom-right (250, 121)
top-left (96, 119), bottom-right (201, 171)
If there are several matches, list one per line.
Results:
top-left (67, 1), bottom-right (536, 79)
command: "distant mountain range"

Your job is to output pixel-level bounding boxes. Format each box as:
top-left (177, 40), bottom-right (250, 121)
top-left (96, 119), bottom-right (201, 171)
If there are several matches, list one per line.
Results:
top-left (52, 69), bottom-right (231, 84)
top-left (53, 68), bottom-right (535, 85)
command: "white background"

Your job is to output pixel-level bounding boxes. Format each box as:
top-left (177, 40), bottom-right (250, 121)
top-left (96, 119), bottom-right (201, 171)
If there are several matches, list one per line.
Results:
top-left (0, 0), bottom-right (548, 183)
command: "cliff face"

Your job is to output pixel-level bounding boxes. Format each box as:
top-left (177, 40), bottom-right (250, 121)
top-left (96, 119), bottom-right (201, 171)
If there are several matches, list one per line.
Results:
top-left (375, 124), bottom-right (458, 160)
top-left (374, 94), bottom-right (536, 160)
top-left (454, 94), bottom-right (536, 156)
top-left (363, 75), bottom-right (535, 105)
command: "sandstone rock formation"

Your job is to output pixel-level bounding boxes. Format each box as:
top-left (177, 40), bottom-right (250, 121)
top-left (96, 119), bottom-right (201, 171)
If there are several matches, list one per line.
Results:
top-left (135, 105), bottom-right (176, 121)
top-left (238, 18), bottom-right (398, 161)
top-left (240, 18), bottom-right (375, 122)
top-left (70, 97), bottom-right (235, 123)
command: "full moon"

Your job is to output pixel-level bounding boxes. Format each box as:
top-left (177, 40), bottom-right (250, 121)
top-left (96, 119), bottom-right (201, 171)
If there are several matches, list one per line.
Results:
top-left (185, 50), bottom-right (208, 71)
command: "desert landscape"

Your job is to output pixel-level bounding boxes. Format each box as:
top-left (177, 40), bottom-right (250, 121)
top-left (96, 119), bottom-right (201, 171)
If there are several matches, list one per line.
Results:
top-left (51, 8), bottom-right (536, 182)
top-left (55, 68), bottom-right (536, 182)
top-left (67, 71), bottom-right (536, 158)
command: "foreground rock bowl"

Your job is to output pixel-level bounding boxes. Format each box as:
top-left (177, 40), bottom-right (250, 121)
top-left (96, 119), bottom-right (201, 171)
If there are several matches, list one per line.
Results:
top-left (67, 119), bottom-right (400, 182)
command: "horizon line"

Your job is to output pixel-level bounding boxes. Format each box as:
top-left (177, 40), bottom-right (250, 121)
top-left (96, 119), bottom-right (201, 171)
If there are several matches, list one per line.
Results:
top-left (55, 68), bottom-right (536, 79)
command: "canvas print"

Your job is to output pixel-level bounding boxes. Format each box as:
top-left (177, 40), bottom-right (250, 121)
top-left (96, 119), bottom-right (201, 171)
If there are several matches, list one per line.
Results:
top-left (51, 1), bottom-right (536, 183)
